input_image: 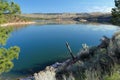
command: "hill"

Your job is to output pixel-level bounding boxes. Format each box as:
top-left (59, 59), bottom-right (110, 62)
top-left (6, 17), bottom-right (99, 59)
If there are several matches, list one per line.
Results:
top-left (20, 12), bottom-right (111, 23)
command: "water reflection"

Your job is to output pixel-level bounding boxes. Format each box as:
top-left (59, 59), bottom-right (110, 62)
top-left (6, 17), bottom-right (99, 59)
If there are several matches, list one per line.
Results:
top-left (85, 24), bottom-right (120, 31)
top-left (1, 23), bottom-right (119, 79)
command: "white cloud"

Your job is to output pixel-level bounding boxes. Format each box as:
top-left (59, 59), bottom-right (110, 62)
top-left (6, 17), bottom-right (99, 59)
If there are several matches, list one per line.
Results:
top-left (86, 6), bottom-right (113, 13)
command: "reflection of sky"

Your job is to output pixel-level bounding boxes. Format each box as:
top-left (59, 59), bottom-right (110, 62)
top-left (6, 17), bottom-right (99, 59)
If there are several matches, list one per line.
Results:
top-left (85, 24), bottom-right (120, 31)
top-left (68, 24), bottom-right (120, 32)
top-left (3, 24), bottom-right (120, 79)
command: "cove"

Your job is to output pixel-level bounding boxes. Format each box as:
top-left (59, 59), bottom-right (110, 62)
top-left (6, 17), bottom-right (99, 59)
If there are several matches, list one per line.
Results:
top-left (1, 23), bottom-right (120, 79)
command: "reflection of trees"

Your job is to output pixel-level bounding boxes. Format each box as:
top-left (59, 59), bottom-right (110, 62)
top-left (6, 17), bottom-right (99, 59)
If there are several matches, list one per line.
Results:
top-left (0, 27), bottom-right (20, 74)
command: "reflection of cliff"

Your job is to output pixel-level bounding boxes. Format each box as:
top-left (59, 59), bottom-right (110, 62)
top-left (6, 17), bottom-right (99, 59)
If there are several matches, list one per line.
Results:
top-left (32, 31), bottom-right (120, 80)
top-left (0, 27), bottom-right (20, 74)
top-left (36, 20), bottom-right (79, 25)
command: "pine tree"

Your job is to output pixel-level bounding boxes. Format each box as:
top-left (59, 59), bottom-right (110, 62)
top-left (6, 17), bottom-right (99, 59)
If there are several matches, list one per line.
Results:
top-left (0, 0), bottom-right (21, 14)
top-left (0, 27), bottom-right (20, 74)
top-left (111, 0), bottom-right (120, 25)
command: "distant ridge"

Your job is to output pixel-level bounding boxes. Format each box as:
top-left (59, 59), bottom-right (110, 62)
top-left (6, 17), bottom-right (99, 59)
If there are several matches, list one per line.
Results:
top-left (20, 12), bottom-right (111, 23)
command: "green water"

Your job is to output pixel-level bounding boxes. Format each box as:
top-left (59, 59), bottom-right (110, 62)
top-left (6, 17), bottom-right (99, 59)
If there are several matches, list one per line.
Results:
top-left (1, 23), bottom-right (120, 79)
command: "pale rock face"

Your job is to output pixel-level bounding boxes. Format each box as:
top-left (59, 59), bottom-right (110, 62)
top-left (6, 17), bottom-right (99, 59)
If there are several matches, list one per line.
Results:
top-left (34, 66), bottom-right (56, 80)
top-left (34, 66), bottom-right (76, 80)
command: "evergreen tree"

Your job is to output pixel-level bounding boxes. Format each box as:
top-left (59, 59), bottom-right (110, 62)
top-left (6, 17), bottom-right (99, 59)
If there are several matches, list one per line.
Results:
top-left (0, 27), bottom-right (20, 74)
top-left (111, 0), bottom-right (120, 25)
top-left (0, 0), bottom-right (21, 24)
top-left (10, 2), bottom-right (21, 14)
top-left (0, 46), bottom-right (20, 74)
top-left (0, 0), bottom-right (21, 14)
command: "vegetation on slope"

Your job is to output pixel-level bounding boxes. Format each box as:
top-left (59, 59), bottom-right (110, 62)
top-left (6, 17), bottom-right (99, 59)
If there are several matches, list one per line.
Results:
top-left (0, 0), bottom-right (30, 24)
top-left (104, 65), bottom-right (120, 80)
top-left (21, 13), bottom-right (111, 23)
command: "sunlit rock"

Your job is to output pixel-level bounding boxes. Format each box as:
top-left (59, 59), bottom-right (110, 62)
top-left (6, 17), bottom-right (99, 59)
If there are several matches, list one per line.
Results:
top-left (34, 66), bottom-right (56, 80)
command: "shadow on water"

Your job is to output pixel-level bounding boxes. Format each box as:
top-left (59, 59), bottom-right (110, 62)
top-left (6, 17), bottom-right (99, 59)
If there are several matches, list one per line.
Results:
top-left (11, 57), bottom-right (71, 76)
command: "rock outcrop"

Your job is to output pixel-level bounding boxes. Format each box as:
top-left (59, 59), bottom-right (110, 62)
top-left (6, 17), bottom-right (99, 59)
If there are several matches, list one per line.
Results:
top-left (20, 31), bottom-right (120, 80)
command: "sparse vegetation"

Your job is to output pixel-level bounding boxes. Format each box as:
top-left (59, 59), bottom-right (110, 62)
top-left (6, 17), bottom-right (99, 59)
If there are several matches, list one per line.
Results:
top-left (104, 65), bottom-right (120, 80)
top-left (21, 13), bottom-right (111, 23)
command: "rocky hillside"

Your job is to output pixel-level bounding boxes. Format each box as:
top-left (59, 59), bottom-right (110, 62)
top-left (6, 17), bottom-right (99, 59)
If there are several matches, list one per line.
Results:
top-left (20, 12), bottom-right (111, 23)
top-left (0, 14), bottom-right (31, 24)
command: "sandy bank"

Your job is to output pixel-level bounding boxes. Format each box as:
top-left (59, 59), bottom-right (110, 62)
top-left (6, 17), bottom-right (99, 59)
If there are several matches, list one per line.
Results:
top-left (0, 22), bottom-right (36, 27)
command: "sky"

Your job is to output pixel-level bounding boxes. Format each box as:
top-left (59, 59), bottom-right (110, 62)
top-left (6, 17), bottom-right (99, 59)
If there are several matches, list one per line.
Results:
top-left (14, 0), bottom-right (115, 13)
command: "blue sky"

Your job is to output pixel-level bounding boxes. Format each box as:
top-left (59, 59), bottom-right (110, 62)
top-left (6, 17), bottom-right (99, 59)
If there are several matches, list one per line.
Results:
top-left (14, 0), bottom-right (115, 13)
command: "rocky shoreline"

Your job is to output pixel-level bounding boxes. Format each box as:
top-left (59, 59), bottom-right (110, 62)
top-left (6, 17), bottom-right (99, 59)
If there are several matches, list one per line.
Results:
top-left (19, 31), bottom-right (120, 80)
top-left (0, 22), bottom-right (36, 27)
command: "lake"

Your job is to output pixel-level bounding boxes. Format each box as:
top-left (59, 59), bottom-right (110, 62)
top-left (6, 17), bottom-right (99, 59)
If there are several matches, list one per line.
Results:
top-left (1, 23), bottom-right (120, 79)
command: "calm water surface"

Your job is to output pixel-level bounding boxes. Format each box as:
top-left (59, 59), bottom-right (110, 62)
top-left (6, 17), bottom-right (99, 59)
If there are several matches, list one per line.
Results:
top-left (2, 23), bottom-right (120, 79)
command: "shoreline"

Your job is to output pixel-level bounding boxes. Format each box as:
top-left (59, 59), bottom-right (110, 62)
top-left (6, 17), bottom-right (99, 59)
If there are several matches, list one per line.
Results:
top-left (0, 22), bottom-right (36, 27)
top-left (21, 32), bottom-right (120, 80)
